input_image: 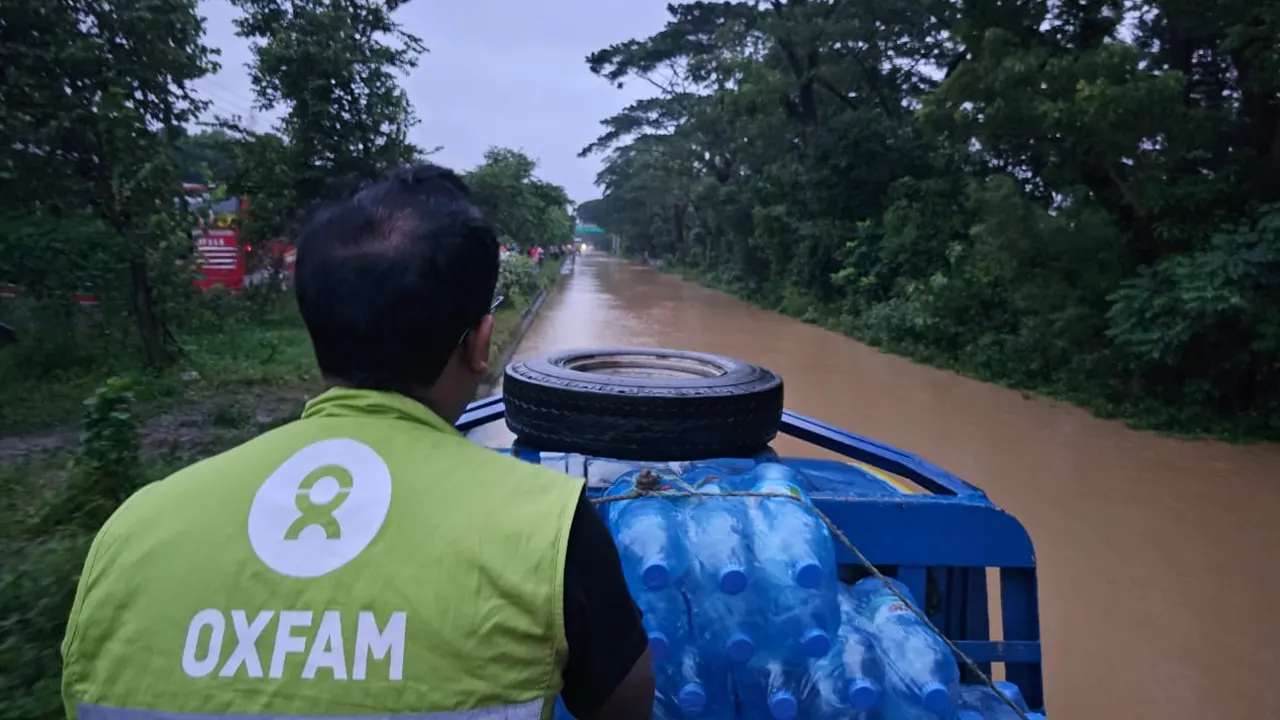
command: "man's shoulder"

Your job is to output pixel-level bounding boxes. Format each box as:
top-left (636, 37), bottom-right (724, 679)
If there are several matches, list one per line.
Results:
top-left (113, 421), bottom-right (585, 526)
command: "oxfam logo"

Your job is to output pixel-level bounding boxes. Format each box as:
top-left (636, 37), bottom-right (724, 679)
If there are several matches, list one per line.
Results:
top-left (248, 439), bottom-right (392, 578)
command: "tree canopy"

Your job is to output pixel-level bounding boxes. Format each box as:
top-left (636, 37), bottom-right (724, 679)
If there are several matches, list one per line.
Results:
top-left (581, 0), bottom-right (1280, 438)
top-left (0, 0), bottom-right (574, 381)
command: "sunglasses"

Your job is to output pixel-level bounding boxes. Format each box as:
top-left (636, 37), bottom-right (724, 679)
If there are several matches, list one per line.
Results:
top-left (457, 294), bottom-right (505, 348)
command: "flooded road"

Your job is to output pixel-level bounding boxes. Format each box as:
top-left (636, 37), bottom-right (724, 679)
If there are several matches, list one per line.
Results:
top-left (475, 251), bottom-right (1280, 719)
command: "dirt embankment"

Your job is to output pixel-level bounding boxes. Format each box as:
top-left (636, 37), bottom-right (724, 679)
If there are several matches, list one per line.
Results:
top-left (0, 389), bottom-right (309, 465)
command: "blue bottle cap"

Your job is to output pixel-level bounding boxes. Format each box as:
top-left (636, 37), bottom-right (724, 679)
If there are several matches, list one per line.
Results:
top-left (677, 682), bottom-right (707, 714)
top-left (768, 690), bottom-right (798, 720)
top-left (640, 561), bottom-right (670, 590)
top-left (794, 561), bottom-right (823, 589)
top-left (847, 677), bottom-right (877, 710)
top-left (725, 632), bottom-right (754, 663)
top-left (800, 627), bottom-right (831, 657)
top-left (919, 681), bottom-right (950, 712)
top-left (647, 631), bottom-right (668, 662)
top-left (1026, 714), bottom-right (1047, 719)
top-left (957, 712), bottom-right (984, 720)
top-left (719, 565), bottom-right (748, 594)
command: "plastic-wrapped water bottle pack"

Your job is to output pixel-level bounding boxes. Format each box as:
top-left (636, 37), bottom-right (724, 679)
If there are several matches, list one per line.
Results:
top-left (556, 461), bottom-right (1045, 720)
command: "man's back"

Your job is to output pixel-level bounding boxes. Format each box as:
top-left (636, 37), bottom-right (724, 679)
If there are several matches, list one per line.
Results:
top-left (61, 388), bottom-right (583, 719)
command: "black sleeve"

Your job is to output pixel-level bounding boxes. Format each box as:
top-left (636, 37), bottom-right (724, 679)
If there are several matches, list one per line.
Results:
top-left (560, 491), bottom-right (650, 718)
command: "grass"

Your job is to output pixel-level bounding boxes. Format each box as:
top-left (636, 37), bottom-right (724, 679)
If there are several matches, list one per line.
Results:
top-left (0, 297), bottom-right (318, 438)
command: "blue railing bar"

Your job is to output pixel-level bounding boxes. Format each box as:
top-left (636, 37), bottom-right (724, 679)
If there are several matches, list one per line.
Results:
top-left (459, 397), bottom-right (981, 500)
top-left (780, 410), bottom-right (983, 497)
top-left (456, 395), bottom-right (505, 433)
top-left (949, 640), bottom-right (1041, 664)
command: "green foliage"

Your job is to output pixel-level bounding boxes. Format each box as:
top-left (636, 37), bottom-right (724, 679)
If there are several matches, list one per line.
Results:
top-left (225, 0), bottom-right (426, 241)
top-left (75, 379), bottom-right (143, 505)
top-left (0, 2), bottom-right (583, 714)
top-left (177, 129), bottom-right (240, 185)
top-left (466, 148), bottom-right (575, 249)
top-left (34, 379), bottom-right (143, 532)
top-left (0, 527), bottom-right (94, 720)
top-left (0, 379), bottom-right (143, 720)
top-left (583, 0), bottom-right (1280, 439)
top-left (0, 0), bottom-right (219, 367)
top-left (498, 255), bottom-right (543, 301)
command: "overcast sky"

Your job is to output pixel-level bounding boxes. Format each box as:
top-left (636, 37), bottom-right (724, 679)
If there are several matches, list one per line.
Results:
top-left (194, 0), bottom-right (672, 203)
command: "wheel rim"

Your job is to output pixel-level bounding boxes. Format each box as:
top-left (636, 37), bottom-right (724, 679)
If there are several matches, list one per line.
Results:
top-left (558, 352), bottom-right (728, 380)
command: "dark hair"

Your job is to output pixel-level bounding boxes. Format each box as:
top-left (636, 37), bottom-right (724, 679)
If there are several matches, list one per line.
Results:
top-left (294, 163), bottom-right (500, 393)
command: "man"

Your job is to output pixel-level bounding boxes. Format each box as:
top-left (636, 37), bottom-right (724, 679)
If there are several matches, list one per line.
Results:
top-left (61, 163), bottom-right (655, 720)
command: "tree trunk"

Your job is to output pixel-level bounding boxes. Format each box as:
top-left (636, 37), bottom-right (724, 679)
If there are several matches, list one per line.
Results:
top-left (129, 259), bottom-right (173, 367)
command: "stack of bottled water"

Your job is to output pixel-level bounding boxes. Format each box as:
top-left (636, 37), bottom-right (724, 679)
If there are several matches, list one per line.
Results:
top-left (564, 462), bottom-right (1044, 720)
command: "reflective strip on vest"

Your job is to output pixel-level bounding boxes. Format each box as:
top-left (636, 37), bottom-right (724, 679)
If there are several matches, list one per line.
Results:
top-left (79, 700), bottom-right (544, 720)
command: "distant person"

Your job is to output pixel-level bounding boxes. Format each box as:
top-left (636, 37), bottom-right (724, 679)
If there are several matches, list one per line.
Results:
top-left (60, 163), bottom-right (655, 720)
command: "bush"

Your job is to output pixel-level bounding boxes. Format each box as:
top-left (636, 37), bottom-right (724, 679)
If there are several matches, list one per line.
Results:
top-left (38, 378), bottom-right (142, 531)
top-left (497, 255), bottom-right (542, 301)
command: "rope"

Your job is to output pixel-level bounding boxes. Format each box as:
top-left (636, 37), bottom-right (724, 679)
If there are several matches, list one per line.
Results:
top-left (592, 473), bottom-right (1034, 720)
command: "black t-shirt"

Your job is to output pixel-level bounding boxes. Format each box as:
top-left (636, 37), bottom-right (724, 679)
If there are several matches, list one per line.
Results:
top-left (560, 491), bottom-right (650, 718)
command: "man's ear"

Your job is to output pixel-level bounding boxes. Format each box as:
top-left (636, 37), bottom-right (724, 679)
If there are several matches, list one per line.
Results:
top-left (465, 314), bottom-right (494, 374)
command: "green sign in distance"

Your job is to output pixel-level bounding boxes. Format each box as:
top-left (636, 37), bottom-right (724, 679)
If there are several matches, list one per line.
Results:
top-left (574, 224), bottom-right (606, 234)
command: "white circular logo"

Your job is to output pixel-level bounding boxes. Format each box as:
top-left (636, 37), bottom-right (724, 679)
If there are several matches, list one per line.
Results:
top-left (248, 438), bottom-right (392, 578)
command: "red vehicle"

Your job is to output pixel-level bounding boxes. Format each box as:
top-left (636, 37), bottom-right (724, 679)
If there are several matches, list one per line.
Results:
top-left (193, 227), bottom-right (246, 290)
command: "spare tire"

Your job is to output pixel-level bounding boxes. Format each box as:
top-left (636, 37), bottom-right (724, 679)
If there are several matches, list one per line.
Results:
top-left (503, 348), bottom-right (783, 461)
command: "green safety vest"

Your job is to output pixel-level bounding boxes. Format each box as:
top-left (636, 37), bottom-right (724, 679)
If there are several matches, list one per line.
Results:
top-left (62, 387), bottom-right (584, 720)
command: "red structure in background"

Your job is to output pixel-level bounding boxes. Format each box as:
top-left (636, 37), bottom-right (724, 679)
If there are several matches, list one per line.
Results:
top-left (192, 227), bottom-right (245, 290)
top-left (192, 192), bottom-right (249, 291)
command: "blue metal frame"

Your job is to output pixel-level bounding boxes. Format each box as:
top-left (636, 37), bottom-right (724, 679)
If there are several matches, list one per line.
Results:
top-left (458, 395), bottom-right (1045, 713)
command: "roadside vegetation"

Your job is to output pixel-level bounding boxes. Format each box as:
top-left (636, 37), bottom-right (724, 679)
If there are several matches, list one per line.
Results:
top-left (577, 1), bottom-right (1280, 441)
top-left (0, 0), bottom-right (572, 715)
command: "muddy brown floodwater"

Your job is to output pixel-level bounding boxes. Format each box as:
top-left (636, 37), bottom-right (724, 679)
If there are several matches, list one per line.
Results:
top-left (473, 251), bottom-right (1280, 718)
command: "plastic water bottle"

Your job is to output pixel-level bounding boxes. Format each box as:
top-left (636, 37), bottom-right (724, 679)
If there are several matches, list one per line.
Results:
top-left (657, 643), bottom-right (738, 720)
top-left (959, 682), bottom-right (1034, 719)
top-left (654, 643), bottom-right (711, 718)
top-left (849, 577), bottom-right (959, 719)
top-left (836, 622), bottom-right (885, 710)
top-left (745, 464), bottom-right (839, 658)
top-left (690, 587), bottom-right (760, 665)
top-left (804, 633), bottom-right (883, 718)
top-left (636, 588), bottom-right (732, 720)
top-left (685, 483), bottom-right (759, 663)
top-left (836, 586), bottom-right (888, 708)
top-left (746, 463), bottom-right (836, 590)
top-left (604, 471), bottom-right (690, 590)
top-left (686, 483), bottom-right (751, 594)
top-left (636, 587), bottom-right (689, 663)
top-left (735, 657), bottom-right (807, 720)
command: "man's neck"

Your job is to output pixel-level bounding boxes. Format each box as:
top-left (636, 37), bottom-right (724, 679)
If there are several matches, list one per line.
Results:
top-left (321, 378), bottom-right (460, 425)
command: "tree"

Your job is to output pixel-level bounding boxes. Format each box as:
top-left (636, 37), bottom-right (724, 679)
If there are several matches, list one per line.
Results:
top-left (0, 0), bottom-right (218, 366)
top-left (466, 148), bottom-right (574, 248)
top-left (178, 129), bottom-right (241, 185)
top-left (583, 0), bottom-right (1280, 436)
top-left (229, 0), bottom-right (427, 237)
top-left (576, 199), bottom-right (609, 228)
